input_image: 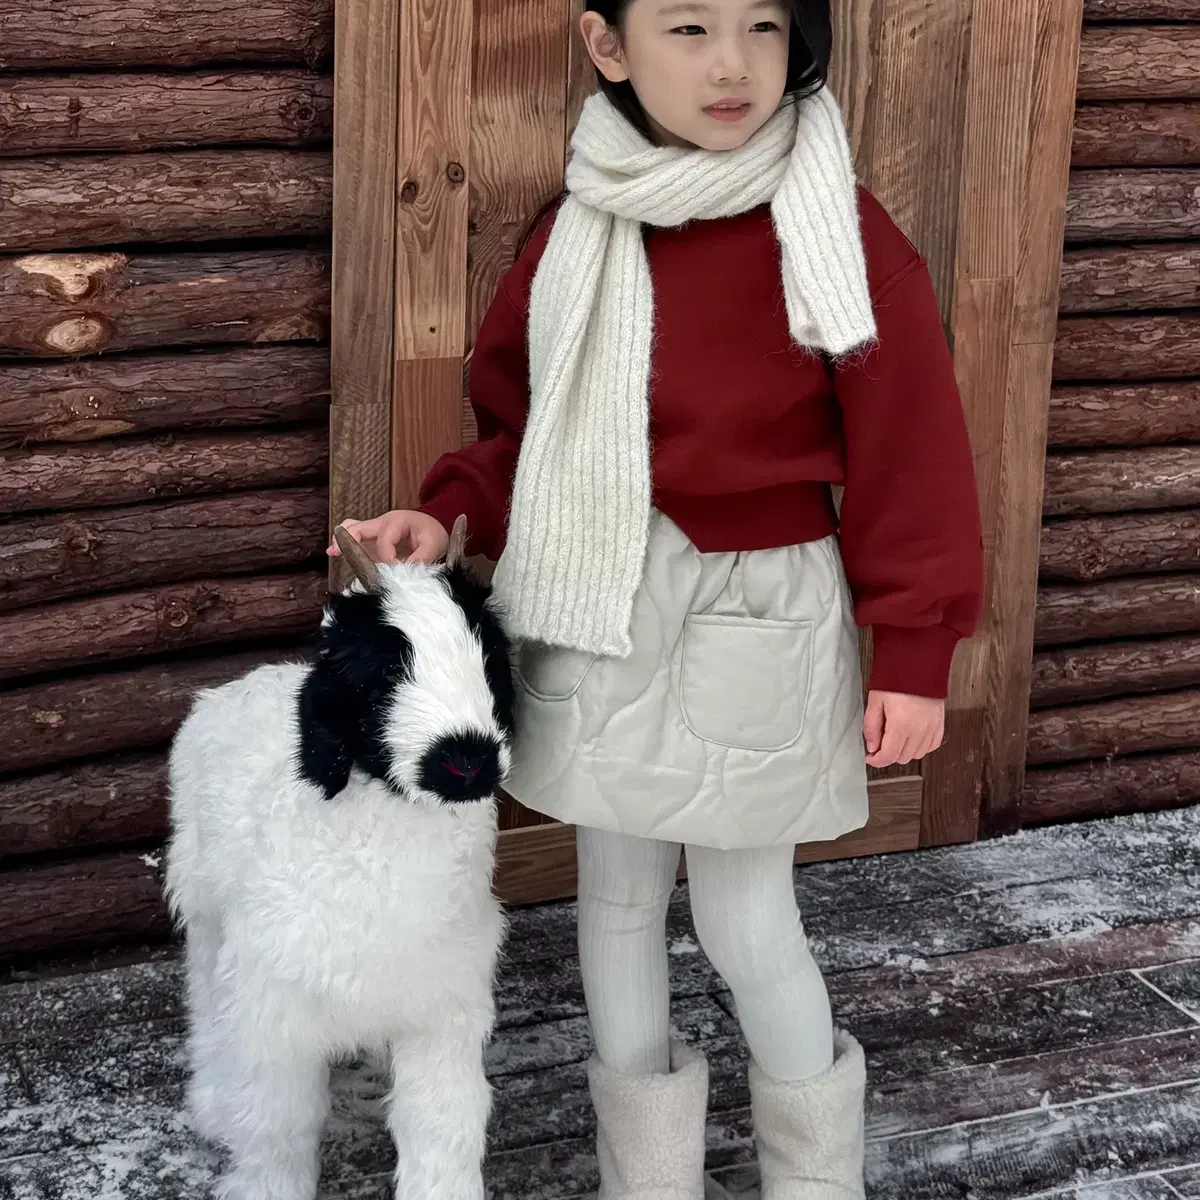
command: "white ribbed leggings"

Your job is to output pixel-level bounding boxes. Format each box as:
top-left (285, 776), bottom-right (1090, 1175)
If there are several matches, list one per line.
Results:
top-left (576, 826), bottom-right (834, 1082)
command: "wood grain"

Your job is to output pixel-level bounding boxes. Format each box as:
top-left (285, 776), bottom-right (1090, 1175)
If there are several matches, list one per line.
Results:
top-left (0, 852), bottom-right (170, 960)
top-left (0, 346), bottom-right (330, 449)
top-left (0, 751), bottom-right (169, 860)
top-left (391, 357), bottom-right (466, 509)
top-left (1040, 510), bottom-right (1200, 580)
top-left (1077, 26), bottom-right (1200, 101)
top-left (1035, 575), bottom-right (1200, 645)
top-left (1043, 446), bottom-right (1200, 516)
top-left (0, 427), bottom-right (327, 515)
top-left (1031, 633), bottom-right (1200, 706)
top-left (1023, 750), bottom-right (1200, 824)
top-left (1059, 243), bottom-right (1200, 312)
top-left (0, 150), bottom-right (331, 254)
top-left (1065, 168), bottom-right (1200, 242)
top-left (1073, 103), bottom-right (1200, 167)
top-left (0, 70), bottom-right (332, 157)
top-left (0, 647), bottom-right (302, 774)
top-left (0, 488), bottom-right (327, 612)
top-left (1026, 688), bottom-right (1200, 765)
top-left (0, 0), bottom-right (334, 71)
top-left (0, 250), bottom-right (329, 358)
top-left (329, 0), bottom-right (399, 558)
top-left (565, 0), bottom-right (596, 147)
top-left (1048, 382), bottom-right (1200, 447)
top-left (1083, 0), bottom-right (1200, 15)
top-left (0, 571), bottom-right (326, 681)
top-left (1054, 313), bottom-right (1200, 380)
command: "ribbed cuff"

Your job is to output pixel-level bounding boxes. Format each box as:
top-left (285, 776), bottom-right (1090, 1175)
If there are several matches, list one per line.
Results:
top-left (868, 624), bottom-right (963, 700)
top-left (417, 480), bottom-right (489, 558)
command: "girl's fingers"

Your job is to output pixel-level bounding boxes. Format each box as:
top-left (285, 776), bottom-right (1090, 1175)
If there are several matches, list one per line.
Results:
top-left (862, 693), bottom-right (886, 756)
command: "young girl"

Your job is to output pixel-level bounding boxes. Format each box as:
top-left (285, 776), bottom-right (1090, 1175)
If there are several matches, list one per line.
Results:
top-left (333, 0), bottom-right (983, 1194)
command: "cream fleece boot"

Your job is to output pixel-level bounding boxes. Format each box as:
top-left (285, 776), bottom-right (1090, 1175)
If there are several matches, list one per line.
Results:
top-left (748, 1030), bottom-right (867, 1199)
top-left (588, 1039), bottom-right (710, 1200)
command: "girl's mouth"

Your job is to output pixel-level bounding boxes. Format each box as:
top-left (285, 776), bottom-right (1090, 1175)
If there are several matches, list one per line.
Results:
top-left (704, 101), bottom-right (752, 123)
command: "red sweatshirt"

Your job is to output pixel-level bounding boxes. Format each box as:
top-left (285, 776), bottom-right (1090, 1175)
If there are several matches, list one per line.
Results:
top-left (419, 189), bottom-right (984, 700)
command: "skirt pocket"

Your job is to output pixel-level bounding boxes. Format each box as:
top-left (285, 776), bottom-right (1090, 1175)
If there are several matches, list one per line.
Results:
top-left (679, 615), bottom-right (814, 752)
top-left (515, 640), bottom-right (598, 702)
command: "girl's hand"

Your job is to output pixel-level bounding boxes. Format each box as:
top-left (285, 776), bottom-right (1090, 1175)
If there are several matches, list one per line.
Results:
top-left (863, 690), bottom-right (945, 768)
top-left (327, 510), bottom-right (449, 565)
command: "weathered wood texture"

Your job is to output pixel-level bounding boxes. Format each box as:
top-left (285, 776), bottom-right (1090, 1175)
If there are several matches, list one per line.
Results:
top-left (1047, 382), bottom-right (1200, 447)
top-left (0, 752), bottom-right (169, 860)
top-left (0, 70), bottom-right (332, 158)
top-left (1031, 634), bottom-right (1200, 706)
top-left (0, 428), bottom-right (327, 516)
top-left (0, 852), bottom-right (169, 959)
top-left (0, 647), bottom-right (302, 775)
top-left (329, 0), bottom-right (399, 564)
top-left (1023, 750), bottom-right (1200, 823)
top-left (1035, 576), bottom-right (1200, 645)
top-left (0, 250), bottom-right (330, 358)
top-left (1054, 314), bottom-right (1200, 380)
top-left (0, 346), bottom-right (330, 449)
top-left (1043, 446), bottom-right (1200, 516)
top-left (1073, 103), bottom-right (1200, 168)
top-left (1040, 510), bottom-right (1200, 580)
top-left (1065, 169), bottom-right (1200, 242)
top-left (1077, 26), bottom-right (1200, 101)
top-left (0, 488), bottom-right (327, 612)
top-left (0, 150), bottom-right (331, 253)
top-left (1026, 689), bottom-right (1200, 765)
top-left (0, 0), bottom-right (334, 71)
top-left (0, 571), bottom-right (326, 682)
top-left (1083, 0), bottom-right (1200, 15)
top-left (1059, 244), bottom-right (1200, 312)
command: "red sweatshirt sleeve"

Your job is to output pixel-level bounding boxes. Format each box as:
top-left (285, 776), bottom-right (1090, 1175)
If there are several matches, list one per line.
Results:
top-left (417, 280), bottom-right (530, 561)
top-left (834, 250), bottom-right (985, 700)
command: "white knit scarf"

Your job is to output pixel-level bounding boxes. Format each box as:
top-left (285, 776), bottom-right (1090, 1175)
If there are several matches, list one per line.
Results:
top-left (492, 86), bottom-right (876, 658)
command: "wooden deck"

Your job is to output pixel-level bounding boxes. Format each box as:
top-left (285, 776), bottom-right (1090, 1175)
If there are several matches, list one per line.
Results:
top-left (2, 803), bottom-right (1200, 1199)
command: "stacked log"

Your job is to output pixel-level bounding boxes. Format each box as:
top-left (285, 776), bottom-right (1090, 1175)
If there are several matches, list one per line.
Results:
top-left (0, 0), bottom-right (334, 960)
top-left (1028, 6), bottom-right (1200, 825)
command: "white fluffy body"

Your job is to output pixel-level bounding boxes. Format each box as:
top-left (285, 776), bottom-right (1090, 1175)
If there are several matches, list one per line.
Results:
top-left (164, 562), bottom-right (509, 1200)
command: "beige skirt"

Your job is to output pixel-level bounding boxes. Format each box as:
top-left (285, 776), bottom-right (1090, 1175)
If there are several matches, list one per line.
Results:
top-left (503, 511), bottom-right (870, 850)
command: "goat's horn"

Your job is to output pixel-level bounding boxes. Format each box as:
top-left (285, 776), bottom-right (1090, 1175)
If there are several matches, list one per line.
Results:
top-left (445, 514), bottom-right (468, 568)
top-left (333, 524), bottom-right (382, 594)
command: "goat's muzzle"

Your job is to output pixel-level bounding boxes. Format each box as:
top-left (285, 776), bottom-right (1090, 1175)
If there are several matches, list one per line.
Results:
top-left (418, 731), bottom-right (505, 803)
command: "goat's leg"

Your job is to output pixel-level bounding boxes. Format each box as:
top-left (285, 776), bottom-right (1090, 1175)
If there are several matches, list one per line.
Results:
top-left (386, 1016), bottom-right (492, 1200)
top-left (181, 910), bottom-right (229, 1143)
top-left (210, 985), bottom-right (331, 1200)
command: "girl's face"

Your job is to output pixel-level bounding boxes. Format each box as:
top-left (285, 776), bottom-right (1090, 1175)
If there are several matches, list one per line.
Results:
top-left (581, 0), bottom-right (792, 150)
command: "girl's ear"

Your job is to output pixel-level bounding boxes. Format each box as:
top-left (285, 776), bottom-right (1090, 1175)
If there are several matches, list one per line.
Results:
top-left (580, 10), bottom-right (630, 82)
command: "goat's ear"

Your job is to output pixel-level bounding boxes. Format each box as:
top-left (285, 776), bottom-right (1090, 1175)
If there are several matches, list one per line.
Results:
top-left (296, 670), bottom-right (353, 800)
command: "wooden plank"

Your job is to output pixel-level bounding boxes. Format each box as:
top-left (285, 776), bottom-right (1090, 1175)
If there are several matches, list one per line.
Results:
top-left (1073, 103), bottom-right (1200, 168)
top-left (1043, 446), bottom-right (1200, 517)
top-left (329, 0), bottom-right (398, 573)
top-left (0, 150), bottom-right (332, 254)
top-left (1024, 751), bottom-right (1200, 823)
top-left (565, 0), bottom-right (595, 146)
top-left (0, 346), bottom-right (330, 449)
top-left (1031, 633), bottom-right (1200, 705)
top-left (1048, 382), bottom-right (1200, 448)
top-left (1059, 244), bottom-right (1200, 312)
top-left (1040, 511), bottom-right (1200, 582)
top-left (0, 0), bottom-right (334, 71)
top-left (0, 70), bottom-right (332, 157)
top-left (391, 357), bottom-right (465, 508)
top-left (1035, 576), bottom-right (1200, 645)
top-left (1077, 25), bottom-right (1200, 101)
top-left (1027, 689), bottom-right (1200, 765)
top-left (1084, 0), bottom-right (1200, 15)
top-left (493, 776), bottom-right (923, 906)
top-left (1054, 313), bottom-right (1200, 381)
top-left (466, 0), bottom-right (568, 352)
top-left (1065, 168), bottom-right (1200, 242)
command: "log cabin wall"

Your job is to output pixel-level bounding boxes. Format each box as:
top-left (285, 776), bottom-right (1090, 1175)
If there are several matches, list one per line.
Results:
top-left (0, 0), bottom-right (336, 961)
top-left (1021, 0), bottom-right (1200, 826)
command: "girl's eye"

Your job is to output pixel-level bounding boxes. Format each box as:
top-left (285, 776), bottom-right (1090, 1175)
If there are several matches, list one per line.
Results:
top-left (751, 20), bottom-right (781, 31)
top-left (671, 24), bottom-right (706, 34)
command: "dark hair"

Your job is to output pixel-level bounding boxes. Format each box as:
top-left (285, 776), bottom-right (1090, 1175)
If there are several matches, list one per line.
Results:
top-left (519, 0), bottom-right (832, 250)
top-left (587, 0), bottom-right (831, 139)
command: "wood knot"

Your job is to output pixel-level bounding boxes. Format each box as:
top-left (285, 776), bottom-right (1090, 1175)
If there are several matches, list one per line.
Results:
top-left (400, 180), bottom-right (419, 204)
top-left (42, 316), bottom-right (113, 355)
top-left (18, 253), bottom-right (124, 301)
top-left (446, 162), bottom-right (465, 185)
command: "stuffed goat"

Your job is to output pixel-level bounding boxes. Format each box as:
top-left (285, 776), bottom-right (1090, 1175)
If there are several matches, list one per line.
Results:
top-left (164, 517), bottom-right (515, 1200)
